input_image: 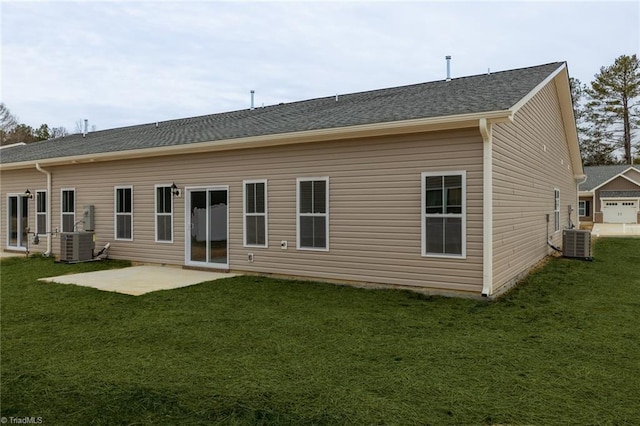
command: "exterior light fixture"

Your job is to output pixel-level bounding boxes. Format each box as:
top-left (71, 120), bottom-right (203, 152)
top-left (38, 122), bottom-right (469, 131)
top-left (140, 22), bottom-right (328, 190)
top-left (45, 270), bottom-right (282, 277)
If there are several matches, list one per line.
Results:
top-left (171, 182), bottom-right (181, 197)
top-left (24, 189), bottom-right (34, 200)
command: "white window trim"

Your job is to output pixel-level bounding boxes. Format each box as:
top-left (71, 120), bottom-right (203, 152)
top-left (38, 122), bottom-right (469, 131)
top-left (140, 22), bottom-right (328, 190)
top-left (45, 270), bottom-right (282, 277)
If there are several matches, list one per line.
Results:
top-left (114, 185), bottom-right (133, 241)
top-left (421, 171), bottom-right (467, 259)
top-left (554, 188), bottom-right (560, 232)
top-left (296, 177), bottom-right (329, 252)
top-left (578, 200), bottom-right (586, 217)
top-left (36, 190), bottom-right (47, 235)
top-left (154, 184), bottom-right (174, 243)
top-left (60, 188), bottom-right (76, 232)
top-left (243, 179), bottom-right (268, 248)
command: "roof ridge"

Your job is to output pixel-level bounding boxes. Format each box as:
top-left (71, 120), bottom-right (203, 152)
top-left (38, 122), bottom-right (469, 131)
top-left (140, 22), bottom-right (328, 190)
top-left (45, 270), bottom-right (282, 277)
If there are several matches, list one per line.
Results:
top-left (283, 61), bottom-right (565, 107)
top-left (1, 61), bottom-right (567, 165)
top-left (68, 61), bottom-right (569, 135)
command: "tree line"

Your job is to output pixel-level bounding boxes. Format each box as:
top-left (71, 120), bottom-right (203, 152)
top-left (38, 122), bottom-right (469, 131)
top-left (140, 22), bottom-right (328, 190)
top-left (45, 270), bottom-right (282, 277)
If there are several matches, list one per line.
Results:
top-left (572, 54), bottom-right (639, 165)
top-left (2, 55), bottom-right (638, 164)
top-left (0, 103), bottom-right (69, 146)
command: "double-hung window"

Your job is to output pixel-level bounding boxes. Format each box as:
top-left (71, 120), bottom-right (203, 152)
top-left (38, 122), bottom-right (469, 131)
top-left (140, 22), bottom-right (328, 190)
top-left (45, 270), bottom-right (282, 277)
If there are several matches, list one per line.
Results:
top-left (155, 185), bottom-right (173, 242)
top-left (61, 189), bottom-right (75, 232)
top-left (115, 186), bottom-right (133, 240)
top-left (36, 190), bottom-right (47, 235)
top-left (554, 189), bottom-right (560, 232)
top-left (578, 200), bottom-right (590, 217)
top-left (244, 180), bottom-right (267, 247)
top-left (297, 177), bottom-right (329, 251)
top-left (422, 171), bottom-right (466, 258)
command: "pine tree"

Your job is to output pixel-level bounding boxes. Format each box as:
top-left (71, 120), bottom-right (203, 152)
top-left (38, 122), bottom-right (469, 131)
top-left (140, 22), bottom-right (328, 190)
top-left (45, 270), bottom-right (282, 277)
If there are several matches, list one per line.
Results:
top-left (585, 54), bottom-right (640, 164)
top-left (571, 77), bottom-right (617, 165)
top-left (34, 124), bottom-right (51, 141)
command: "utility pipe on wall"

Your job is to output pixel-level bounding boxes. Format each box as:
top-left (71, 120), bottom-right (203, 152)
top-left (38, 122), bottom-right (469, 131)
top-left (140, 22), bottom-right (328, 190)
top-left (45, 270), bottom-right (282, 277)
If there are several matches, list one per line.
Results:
top-left (35, 163), bottom-right (52, 256)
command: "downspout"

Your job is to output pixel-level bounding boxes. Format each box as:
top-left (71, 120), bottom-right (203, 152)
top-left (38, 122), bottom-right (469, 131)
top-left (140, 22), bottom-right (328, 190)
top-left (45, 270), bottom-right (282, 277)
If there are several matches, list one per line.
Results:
top-left (576, 174), bottom-right (587, 228)
top-left (479, 118), bottom-right (493, 297)
top-left (35, 163), bottom-right (52, 256)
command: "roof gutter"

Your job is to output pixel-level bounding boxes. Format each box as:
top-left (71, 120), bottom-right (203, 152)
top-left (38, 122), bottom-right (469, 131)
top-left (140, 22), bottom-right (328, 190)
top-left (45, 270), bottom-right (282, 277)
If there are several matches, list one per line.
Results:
top-left (0, 142), bottom-right (26, 150)
top-left (0, 110), bottom-right (513, 171)
top-left (35, 163), bottom-right (52, 256)
top-left (576, 174), bottom-right (587, 185)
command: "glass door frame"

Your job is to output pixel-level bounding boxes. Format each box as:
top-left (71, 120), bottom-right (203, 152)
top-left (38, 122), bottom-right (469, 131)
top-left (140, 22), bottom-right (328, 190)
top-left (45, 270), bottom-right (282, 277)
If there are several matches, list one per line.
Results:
top-left (184, 186), bottom-right (229, 269)
top-left (6, 193), bottom-right (29, 250)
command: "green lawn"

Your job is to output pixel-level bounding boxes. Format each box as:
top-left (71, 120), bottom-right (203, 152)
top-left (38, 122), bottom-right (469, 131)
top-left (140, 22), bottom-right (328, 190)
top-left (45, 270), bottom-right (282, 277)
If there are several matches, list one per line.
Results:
top-left (1, 238), bottom-right (639, 425)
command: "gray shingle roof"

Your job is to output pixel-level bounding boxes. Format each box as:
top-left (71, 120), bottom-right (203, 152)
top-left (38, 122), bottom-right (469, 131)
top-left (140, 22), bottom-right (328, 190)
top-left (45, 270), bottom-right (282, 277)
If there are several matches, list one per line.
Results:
top-left (1, 62), bottom-right (564, 165)
top-left (581, 165), bottom-right (640, 191)
top-left (600, 190), bottom-right (640, 197)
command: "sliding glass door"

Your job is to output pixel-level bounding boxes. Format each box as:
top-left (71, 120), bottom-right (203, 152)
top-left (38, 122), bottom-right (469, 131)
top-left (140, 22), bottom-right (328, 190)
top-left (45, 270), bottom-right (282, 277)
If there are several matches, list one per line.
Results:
top-left (7, 195), bottom-right (29, 249)
top-left (186, 187), bottom-right (228, 268)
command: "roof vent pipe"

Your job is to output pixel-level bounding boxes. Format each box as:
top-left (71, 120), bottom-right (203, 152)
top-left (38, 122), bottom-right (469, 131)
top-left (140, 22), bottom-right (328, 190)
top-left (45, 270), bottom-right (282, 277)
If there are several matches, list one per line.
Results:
top-left (250, 90), bottom-right (255, 110)
top-left (83, 119), bottom-right (88, 137)
top-left (446, 56), bottom-right (452, 81)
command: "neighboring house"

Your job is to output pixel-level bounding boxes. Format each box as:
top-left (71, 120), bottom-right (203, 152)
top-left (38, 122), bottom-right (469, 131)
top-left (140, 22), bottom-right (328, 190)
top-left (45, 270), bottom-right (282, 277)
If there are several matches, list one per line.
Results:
top-left (0, 62), bottom-right (583, 298)
top-left (579, 165), bottom-right (640, 224)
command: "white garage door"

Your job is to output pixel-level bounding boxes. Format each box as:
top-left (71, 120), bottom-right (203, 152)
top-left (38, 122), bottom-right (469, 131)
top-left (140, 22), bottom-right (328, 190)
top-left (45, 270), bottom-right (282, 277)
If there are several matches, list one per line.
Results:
top-left (602, 200), bottom-right (638, 223)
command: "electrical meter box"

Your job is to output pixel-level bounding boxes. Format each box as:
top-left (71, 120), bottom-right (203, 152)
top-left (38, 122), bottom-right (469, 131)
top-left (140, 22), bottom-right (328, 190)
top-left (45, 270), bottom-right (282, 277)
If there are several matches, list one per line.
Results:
top-left (83, 205), bottom-right (95, 231)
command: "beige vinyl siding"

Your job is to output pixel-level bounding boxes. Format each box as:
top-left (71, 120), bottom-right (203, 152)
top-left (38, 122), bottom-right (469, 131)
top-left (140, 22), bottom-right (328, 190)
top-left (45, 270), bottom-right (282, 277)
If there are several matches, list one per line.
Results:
top-left (43, 163), bottom-right (185, 264)
top-left (3, 129), bottom-right (484, 294)
top-left (625, 168), bottom-right (640, 184)
top-left (492, 80), bottom-right (577, 293)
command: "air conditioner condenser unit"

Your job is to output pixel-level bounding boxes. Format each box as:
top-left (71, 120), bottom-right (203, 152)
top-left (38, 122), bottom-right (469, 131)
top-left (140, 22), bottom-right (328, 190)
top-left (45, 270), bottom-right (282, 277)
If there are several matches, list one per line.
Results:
top-left (59, 232), bottom-right (95, 263)
top-left (562, 229), bottom-right (592, 261)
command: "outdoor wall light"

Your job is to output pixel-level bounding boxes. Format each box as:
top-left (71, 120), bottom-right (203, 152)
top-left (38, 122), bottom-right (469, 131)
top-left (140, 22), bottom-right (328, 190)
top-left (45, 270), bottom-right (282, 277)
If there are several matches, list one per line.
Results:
top-left (171, 182), bottom-right (181, 197)
top-left (24, 189), bottom-right (34, 200)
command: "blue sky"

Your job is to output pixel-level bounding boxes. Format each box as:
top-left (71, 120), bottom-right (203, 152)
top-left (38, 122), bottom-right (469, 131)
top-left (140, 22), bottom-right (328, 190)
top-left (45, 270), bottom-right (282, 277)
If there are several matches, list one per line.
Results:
top-left (1, 1), bottom-right (638, 133)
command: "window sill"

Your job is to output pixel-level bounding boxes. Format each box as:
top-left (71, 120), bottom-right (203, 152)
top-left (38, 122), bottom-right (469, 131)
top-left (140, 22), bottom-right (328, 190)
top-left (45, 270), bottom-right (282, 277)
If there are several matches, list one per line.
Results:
top-left (297, 247), bottom-right (329, 252)
top-left (422, 253), bottom-right (467, 260)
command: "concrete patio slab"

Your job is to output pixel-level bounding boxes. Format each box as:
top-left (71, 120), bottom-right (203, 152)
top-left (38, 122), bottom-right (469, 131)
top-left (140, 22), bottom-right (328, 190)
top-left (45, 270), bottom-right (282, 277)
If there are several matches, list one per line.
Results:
top-left (591, 223), bottom-right (640, 237)
top-left (39, 266), bottom-right (239, 296)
